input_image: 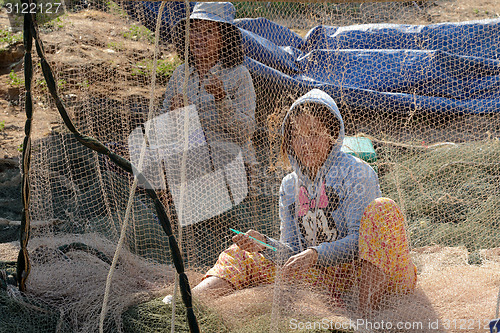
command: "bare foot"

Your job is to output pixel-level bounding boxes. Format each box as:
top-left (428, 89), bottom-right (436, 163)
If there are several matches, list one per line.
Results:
top-left (358, 260), bottom-right (388, 316)
top-left (192, 276), bottom-right (234, 301)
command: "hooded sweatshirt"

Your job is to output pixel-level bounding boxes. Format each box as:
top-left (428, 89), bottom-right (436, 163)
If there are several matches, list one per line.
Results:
top-left (264, 89), bottom-right (381, 266)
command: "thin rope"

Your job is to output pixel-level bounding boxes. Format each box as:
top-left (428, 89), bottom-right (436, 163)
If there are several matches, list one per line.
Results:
top-left (99, 2), bottom-right (167, 332)
top-left (99, 177), bottom-right (139, 333)
top-left (171, 2), bottom-right (192, 330)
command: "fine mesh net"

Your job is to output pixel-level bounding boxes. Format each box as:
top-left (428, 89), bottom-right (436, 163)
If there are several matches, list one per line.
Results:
top-left (2, 0), bottom-right (500, 332)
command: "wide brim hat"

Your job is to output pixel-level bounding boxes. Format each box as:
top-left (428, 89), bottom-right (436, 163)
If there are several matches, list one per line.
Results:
top-left (174, 2), bottom-right (236, 30)
top-left (188, 2), bottom-right (236, 24)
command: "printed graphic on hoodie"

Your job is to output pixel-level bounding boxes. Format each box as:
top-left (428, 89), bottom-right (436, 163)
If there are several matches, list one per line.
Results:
top-left (297, 181), bottom-right (340, 245)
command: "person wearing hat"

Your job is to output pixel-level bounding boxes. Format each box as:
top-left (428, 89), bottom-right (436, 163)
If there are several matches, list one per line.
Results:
top-left (163, 2), bottom-right (257, 169)
top-left (162, 2), bottom-right (258, 266)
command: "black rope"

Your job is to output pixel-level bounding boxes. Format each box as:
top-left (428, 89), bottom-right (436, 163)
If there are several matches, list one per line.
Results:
top-left (17, 0), bottom-right (34, 292)
top-left (20, 3), bottom-right (199, 332)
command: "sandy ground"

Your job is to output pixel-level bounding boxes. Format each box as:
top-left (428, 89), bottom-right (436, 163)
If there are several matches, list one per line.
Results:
top-left (1, 240), bottom-right (498, 332)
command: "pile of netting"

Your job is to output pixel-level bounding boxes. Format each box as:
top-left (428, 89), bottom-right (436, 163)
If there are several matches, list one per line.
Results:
top-left (1, 0), bottom-right (499, 332)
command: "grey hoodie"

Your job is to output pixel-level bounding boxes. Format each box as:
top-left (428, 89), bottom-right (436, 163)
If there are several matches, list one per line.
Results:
top-left (264, 89), bottom-right (381, 266)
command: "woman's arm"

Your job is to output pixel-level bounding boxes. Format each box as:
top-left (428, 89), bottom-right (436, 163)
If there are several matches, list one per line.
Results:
top-left (162, 65), bottom-right (181, 112)
top-left (211, 66), bottom-right (256, 144)
top-left (163, 64), bottom-right (193, 112)
top-left (260, 174), bottom-right (302, 263)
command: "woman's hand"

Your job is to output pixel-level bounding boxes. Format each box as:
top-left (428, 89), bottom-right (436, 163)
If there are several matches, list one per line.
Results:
top-left (282, 248), bottom-right (318, 279)
top-left (170, 94), bottom-right (191, 111)
top-left (233, 229), bottom-right (266, 253)
top-left (204, 74), bottom-right (226, 102)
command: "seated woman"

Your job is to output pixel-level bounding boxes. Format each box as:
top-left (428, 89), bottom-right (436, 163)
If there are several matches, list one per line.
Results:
top-left (162, 2), bottom-right (258, 265)
top-left (192, 89), bottom-right (417, 314)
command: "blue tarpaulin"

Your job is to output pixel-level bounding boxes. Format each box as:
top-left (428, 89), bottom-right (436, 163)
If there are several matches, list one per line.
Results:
top-left (126, 1), bottom-right (195, 43)
top-left (131, 3), bottom-right (500, 115)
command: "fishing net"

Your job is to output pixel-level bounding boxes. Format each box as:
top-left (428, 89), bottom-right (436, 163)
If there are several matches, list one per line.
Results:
top-left (1, 0), bottom-right (499, 332)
